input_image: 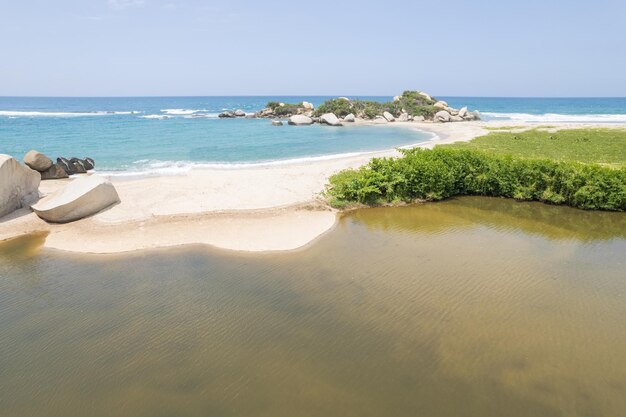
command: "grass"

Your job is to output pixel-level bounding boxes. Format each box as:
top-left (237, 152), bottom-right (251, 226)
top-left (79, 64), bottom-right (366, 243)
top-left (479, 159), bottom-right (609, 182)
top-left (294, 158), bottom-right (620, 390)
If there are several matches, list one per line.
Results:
top-left (325, 128), bottom-right (626, 211)
top-left (446, 128), bottom-right (626, 167)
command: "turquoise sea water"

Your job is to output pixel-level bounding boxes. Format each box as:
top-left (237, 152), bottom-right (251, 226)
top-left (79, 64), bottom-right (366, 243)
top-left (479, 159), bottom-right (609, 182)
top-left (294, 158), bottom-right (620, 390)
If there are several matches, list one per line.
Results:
top-left (1, 96), bottom-right (625, 175)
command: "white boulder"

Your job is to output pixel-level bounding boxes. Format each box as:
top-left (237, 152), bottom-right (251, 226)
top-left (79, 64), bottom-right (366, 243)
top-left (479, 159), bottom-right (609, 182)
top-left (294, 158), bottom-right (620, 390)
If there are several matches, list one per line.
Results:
top-left (435, 110), bottom-right (451, 122)
top-left (413, 115), bottom-right (425, 122)
top-left (434, 101), bottom-right (448, 109)
top-left (383, 111), bottom-right (396, 122)
top-left (288, 115), bottom-right (314, 125)
top-left (374, 116), bottom-right (388, 124)
top-left (393, 96), bottom-right (401, 102)
top-left (0, 154), bottom-right (41, 218)
top-left (302, 101), bottom-right (314, 110)
top-left (24, 150), bottom-right (53, 172)
top-left (398, 112), bottom-right (410, 122)
top-left (320, 113), bottom-right (343, 126)
top-left (343, 113), bottom-right (356, 122)
top-left (451, 115), bottom-right (464, 122)
top-left (458, 107), bottom-right (468, 118)
top-left (419, 92), bottom-right (432, 101)
top-left (31, 175), bottom-right (120, 223)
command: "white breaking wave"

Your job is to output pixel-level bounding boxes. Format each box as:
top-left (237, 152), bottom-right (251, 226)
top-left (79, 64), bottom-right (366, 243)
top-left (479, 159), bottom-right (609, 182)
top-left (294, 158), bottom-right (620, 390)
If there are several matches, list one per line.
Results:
top-left (0, 110), bottom-right (139, 117)
top-left (483, 112), bottom-right (626, 123)
top-left (139, 114), bottom-right (171, 119)
top-left (160, 108), bottom-right (208, 115)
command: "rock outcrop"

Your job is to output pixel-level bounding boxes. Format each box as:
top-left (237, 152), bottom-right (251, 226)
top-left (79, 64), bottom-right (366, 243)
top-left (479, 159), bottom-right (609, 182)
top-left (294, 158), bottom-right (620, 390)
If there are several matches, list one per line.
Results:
top-left (31, 175), bottom-right (120, 223)
top-left (435, 110), bottom-right (452, 122)
top-left (383, 111), bottom-right (395, 122)
top-left (288, 115), bottom-right (314, 126)
top-left (40, 163), bottom-right (69, 180)
top-left (272, 120), bottom-right (283, 126)
top-left (343, 113), bottom-right (356, 122)
top-left (24, 150), bottom-right (52, 172)
top-left (320, 113), bottom-right (342, 126)
top-left (0, 154), bottom-right (41, 218)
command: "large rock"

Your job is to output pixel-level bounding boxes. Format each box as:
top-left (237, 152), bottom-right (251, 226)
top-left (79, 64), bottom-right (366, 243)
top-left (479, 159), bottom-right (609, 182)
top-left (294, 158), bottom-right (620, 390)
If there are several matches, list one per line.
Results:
top-left (419, 92), bottom-right (432, 101)
top-left (57, 157), bottom-right (74, 174)
top-left (24, 150), bottom-right (52, 172)
top-left (343, 113), bottom-right (356, 122)
top-left (271, 120), bottom-right (283, 126)
top-left (69, 158), bottom-right (87, 174)
top-left (40, 163), bottom-right (69, 180)
top-left (288, 115), bottom-right (314, 125)
top-left (234, 109), bottom-right (246, 117)
top-left (413, 115), bottom-right (425, 122)
top-left (374, 116), bottom-right (388, 124)
top-left (434, 101), bottom-right (448, 109)
top-left (302, 101), bottom-right (314, 110)
top-left (320, 113), bottom-right (343, 126)
top-left (83, 157), bottom-right (95, 171)
top-left (398, 112), bottom-right (410, 122)
top-left (383, 111), bottom-right (396, 122)
top-left (458, 107), bottom-right (468, 118)
top-left (31, 175), bottom-right (120, 223)
top-left (451, 115), bottom-right (464, 122)
top-left (435, 110), bottom-right (451, 122)
top-left (0, 154), bottom-right (41, 218)
top-left (218, 111), bottom-right (235, 118)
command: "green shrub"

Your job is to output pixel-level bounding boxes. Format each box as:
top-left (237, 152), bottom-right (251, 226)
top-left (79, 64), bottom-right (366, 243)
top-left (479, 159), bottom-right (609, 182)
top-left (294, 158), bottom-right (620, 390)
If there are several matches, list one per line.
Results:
top-left (326, 148), bottom-right (626, 211)
top-left (313, 91), bottom-right (440, 119)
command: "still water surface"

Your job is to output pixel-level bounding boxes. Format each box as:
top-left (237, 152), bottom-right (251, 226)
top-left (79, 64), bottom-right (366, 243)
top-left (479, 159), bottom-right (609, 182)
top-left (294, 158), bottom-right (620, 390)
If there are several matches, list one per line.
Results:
top-left (1, 197), bottom-right (625, 417)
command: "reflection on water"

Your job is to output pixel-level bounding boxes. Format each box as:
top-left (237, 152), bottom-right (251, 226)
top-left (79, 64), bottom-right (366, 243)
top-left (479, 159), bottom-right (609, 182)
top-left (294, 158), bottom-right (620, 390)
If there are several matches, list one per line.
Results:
top-left (1, 197), bottom-right (625, 417)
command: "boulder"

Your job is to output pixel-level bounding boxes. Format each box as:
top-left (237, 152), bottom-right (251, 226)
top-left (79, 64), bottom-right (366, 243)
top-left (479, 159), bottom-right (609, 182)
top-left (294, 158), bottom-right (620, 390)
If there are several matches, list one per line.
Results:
top-left (57, 157), bottom-right (74, 174)
top-left (398, 112), bottom-right (410, 122)
top-left (288, 115), bottom-right (314, 125)
top-left (337, 97), bottom-right (350, 101)
top-left (343, 113), bottom-right (356, 122)
top-left (83, 157), bottom-right (95, 171)
top-left (271, 120), bottom-right (283, 126)
top-left (320, 113), bottom-right (343, 126)
top-left (451, 115), bottom-right (464, 122)
top-left (435, 110), bottom-right (451, 122)
top-left (419, 92), bottom-right (432, 101)
top-left (70, 159), bottom-right (87, 174)
top-left (374, 116), bottom-right (388, 124)
top-left (40, 163), bottom-right (69, 180)
top-left (383, 111), bottom-right (396, 122)
top-left (471, 110), bottom-right (481, 120)
top-left (413, 115), bottom-right (425, 122)
top-left (434, 101), bottom-right (448, 109)
top-left (24, 150), bottom-right (52, 172)
top-left (302, 101), bottom-right (314, 110)
top-left (458, 107), bottom-right (468, 118)
top-left (31, 175), bottom-right (120, 223)
top-left (393, 96), bottom-right (401, 102)
top-left (218, 111), bottom-right (235, 118)
top-left (234, 109), bottom-right (246, 117)
top-left (0, 154), bottom-right (41, 218)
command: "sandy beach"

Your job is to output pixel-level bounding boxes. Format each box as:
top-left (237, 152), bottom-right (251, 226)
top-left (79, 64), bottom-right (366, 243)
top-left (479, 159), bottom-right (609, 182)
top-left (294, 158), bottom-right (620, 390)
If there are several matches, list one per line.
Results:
top-left (1, 120), bottom-right (623, 254)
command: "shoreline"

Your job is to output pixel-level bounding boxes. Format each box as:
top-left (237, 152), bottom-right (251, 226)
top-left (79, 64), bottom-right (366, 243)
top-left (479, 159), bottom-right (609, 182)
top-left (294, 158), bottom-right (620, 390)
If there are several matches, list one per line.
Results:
top-left (2, 120), bottom-right (625, 254)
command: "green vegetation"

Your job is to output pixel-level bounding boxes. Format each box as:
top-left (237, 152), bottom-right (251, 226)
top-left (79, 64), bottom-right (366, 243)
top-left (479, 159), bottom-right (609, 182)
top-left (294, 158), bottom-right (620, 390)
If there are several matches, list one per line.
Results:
top-left (313, 91), bottom-right (438, 119)
top-left (326, 129), bottom-right (626, 211)
top-left (448, 128), bottom-right (626, 167)
top-left (266, 101), bottom-right (304, 116)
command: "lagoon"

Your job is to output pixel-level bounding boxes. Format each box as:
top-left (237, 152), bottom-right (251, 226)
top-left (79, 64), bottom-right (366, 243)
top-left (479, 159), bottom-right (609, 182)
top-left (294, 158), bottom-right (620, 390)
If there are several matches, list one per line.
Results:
top-left (1, 197), bottom-right (625, 417)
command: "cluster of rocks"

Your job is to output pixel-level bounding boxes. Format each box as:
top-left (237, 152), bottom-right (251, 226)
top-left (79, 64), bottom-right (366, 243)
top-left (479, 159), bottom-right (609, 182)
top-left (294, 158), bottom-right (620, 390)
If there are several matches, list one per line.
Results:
top-left (255, 101), bottom-right (315, 119)
top-left (432, 101), bottom-right (481, 123)
top-left (23, 150), bottom-right (95, 180)
top-left (218, 109), bottom-right (247, 118)
top-left (1, 153), bottom-right (119, 223)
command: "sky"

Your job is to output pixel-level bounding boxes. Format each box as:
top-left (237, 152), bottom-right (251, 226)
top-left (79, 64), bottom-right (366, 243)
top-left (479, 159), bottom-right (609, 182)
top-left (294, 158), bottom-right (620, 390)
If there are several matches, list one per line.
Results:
top-left (1, 0), bottom-right (625, 97)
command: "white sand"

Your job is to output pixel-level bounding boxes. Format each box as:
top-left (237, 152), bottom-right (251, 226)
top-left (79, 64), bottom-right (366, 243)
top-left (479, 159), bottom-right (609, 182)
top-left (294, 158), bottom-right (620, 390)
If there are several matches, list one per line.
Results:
top-left (1, 121), bottom-right (622, 254)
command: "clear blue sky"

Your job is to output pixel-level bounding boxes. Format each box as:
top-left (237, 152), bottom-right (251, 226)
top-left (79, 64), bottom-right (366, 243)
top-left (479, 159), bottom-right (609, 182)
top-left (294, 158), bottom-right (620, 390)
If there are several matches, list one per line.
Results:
top-left (2, 0), bottom-right (625, 97)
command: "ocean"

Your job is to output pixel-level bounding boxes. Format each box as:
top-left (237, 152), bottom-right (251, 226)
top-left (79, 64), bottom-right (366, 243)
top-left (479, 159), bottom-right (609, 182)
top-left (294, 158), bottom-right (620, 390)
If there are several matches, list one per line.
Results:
top-left (1, 96), bottom-right (625, 176)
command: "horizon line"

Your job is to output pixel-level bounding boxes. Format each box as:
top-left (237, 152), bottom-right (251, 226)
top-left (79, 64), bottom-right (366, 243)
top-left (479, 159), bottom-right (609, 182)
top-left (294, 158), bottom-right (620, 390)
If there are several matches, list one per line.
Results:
top-left (2, 95), bottom-right (626, 99)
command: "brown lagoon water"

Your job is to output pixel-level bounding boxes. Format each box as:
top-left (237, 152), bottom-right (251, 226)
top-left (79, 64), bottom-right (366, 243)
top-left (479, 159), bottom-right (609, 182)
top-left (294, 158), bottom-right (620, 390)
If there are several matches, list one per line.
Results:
top-left (1, 197), bottom-right (625, 417)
